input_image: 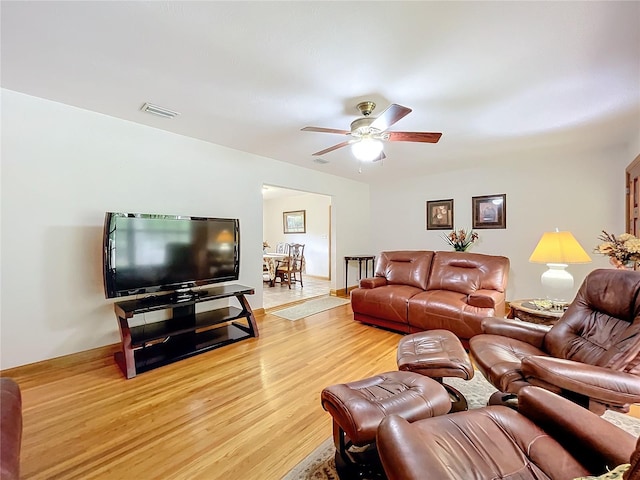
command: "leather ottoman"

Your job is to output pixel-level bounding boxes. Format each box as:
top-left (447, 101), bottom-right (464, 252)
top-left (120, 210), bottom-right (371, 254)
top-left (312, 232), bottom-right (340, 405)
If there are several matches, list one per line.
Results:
top-left (397, 329), bottom-right (474, 411)
top-left (321, 371), bottom-right (450, 478)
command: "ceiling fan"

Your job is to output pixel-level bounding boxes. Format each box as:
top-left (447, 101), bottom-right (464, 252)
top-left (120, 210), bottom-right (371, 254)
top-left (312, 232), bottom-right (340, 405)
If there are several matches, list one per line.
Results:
top-left (301, 101), bottom-right (442, 162)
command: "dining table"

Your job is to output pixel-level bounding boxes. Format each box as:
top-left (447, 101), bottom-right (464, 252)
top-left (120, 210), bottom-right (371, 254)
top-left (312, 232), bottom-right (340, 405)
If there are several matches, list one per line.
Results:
top-left (263, 252), bottom-right (288, 287)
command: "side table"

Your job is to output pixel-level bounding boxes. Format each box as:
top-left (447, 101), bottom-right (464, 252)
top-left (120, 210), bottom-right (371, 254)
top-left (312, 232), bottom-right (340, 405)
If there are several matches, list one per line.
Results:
top-left (344, 255), bottom-right (375, 295)
top-left (507, 299), bottom-right (565, 326)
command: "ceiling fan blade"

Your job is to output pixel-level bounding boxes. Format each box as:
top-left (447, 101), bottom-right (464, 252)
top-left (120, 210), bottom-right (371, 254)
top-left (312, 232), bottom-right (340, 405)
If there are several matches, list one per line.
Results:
top-left (312, 140), bottom-right (352, 156)
top-left (387, 131), bottom-right (442, 143)
top-left (370, 104), bottom-right (412, 131)
top-left (302, 126), bottom-right (350, 135)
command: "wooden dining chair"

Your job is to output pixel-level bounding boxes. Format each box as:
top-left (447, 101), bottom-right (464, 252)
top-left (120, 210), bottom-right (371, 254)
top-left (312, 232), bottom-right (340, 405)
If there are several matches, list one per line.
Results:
top-left (274, 242), bottom-right (290, 270)
top-left (276, 243), bottom-right (305, 289)
top-left (275, 243), bottom-right (289, 255)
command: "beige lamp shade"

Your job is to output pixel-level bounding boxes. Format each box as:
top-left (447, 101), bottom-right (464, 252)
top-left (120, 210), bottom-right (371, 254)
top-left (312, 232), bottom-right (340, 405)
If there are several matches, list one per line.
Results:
top-left (529, 231), bottom-right (592, 264)
top-left (529, 230), bottom-right (591, 302)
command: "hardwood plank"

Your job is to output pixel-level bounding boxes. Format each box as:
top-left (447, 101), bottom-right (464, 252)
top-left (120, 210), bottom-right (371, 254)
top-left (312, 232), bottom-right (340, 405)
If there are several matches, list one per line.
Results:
top-left (1, 304), bottom-right (401, 479)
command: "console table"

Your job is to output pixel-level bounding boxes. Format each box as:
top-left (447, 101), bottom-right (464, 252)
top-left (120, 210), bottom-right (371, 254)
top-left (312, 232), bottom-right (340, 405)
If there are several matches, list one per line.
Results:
top-left (113, 284), bottom-right (257, 378)
top-left (344, 255), bottom-right (376, 295)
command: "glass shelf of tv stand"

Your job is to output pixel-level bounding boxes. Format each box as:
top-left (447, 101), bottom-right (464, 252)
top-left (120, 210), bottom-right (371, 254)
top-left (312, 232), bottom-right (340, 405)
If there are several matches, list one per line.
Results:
top-left (133, 323), bottom-right (252, 375)
top-left (127, 306), bottom-right (250, 347)
top-left (113, 283), bottom-right (257, 378)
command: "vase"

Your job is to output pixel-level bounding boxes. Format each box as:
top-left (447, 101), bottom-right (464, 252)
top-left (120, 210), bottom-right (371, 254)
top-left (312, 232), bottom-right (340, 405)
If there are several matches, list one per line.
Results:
top-left (454, 246), bottom-right (468, 252)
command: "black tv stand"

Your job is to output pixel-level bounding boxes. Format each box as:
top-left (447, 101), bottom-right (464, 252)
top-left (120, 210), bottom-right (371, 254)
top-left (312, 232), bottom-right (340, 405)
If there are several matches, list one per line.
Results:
top-left (171, 289), bottom-right (204, 302)
top-left (112, 284), bottom-right (257, 379)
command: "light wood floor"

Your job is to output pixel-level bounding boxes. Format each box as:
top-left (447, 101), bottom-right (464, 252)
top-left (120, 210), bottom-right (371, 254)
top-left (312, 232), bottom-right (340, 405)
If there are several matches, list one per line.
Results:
top-left (4, 303), bottom-right (639, 479)
top-left (1, 303), bottom-right (402, 480)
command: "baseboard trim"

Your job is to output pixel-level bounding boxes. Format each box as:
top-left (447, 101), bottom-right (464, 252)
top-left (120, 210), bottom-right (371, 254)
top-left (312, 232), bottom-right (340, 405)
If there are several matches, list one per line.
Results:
top-left (1, 343), bottom-right (120, 376)
top-left (330, 288), bottom-right (349, 298)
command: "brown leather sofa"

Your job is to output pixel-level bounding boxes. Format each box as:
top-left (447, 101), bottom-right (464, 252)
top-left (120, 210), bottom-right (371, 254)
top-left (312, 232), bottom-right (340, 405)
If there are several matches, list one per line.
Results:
top-left (351, 250), bottom-right (509, 342)
top-left (376, 386), bottom-right (638, 480)
top-left (470, 268), bottom-right (640, 415)
top-left (1, 378), bottom-right (22, 480)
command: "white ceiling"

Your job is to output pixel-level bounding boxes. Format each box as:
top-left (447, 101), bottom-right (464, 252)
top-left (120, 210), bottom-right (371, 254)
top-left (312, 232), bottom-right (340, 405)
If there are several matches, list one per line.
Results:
top-left (2, 1), bottom-right (639, 183)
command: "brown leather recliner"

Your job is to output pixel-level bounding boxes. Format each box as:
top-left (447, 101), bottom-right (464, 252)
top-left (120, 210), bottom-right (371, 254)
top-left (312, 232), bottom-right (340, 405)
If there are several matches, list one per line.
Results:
top-left (0, 378), bottom-right (22, 480)
top-left (377, 386), bottom-right (639, 480)
top-left (470, 268), bottom-right (640, 414)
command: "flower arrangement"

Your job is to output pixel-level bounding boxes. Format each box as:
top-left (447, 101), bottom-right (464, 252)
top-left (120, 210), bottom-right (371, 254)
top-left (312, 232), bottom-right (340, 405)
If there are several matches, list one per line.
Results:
top-left (443, 228), bottom-right (479, 252)
top-left (594, 230), bottom-right (640, 269)
top-left (262, 241), bottom-right (270, 253)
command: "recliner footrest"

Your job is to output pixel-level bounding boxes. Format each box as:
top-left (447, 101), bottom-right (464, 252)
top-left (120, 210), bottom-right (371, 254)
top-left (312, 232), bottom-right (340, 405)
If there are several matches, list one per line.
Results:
top-left (397, 329), bottom-right (474, 411)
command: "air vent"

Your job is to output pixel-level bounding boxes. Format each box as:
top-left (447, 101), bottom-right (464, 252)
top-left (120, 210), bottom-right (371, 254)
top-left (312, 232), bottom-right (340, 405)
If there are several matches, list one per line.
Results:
top-left (313, 157), bottom-right (330, 164)
top-left (140, 103), bottom-right (180, 119)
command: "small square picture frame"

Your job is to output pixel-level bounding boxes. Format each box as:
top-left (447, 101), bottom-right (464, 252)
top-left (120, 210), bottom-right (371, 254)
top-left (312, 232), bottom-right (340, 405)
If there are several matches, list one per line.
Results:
top-left (283, 210), bottom-right (306, 234)
top-left (472, 194), bottom-right (506, 229)
top-left (426, 199), bottom-right (454, 230)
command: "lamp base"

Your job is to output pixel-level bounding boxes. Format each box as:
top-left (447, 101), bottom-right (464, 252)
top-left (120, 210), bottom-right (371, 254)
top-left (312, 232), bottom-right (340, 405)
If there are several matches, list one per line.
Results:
top-left (541, 263), bottom-right (573, 303)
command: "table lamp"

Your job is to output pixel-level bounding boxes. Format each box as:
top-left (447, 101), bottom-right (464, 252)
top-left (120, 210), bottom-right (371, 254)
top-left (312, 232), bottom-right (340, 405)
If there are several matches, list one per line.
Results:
top-left (529, 229), bottom-right (591, 303)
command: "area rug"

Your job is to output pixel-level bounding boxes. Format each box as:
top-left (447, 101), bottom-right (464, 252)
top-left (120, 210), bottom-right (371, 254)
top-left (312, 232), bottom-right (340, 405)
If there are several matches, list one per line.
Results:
top-left (272, 296), bottom-right (350, 321)
top-left (282, 372), bottom-right (640, 480)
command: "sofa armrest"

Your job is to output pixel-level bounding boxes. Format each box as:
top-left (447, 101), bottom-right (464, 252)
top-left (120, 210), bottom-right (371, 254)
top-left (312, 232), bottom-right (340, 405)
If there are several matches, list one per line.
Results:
top-left (467, 290), bottom-right (502, 308)
top-left (359, 276), bottom-right (387, 289)
top-left (518, 386), bottom-right (635, 471)
top-left (522, 356), bottom-right (640, 407)
top-left (481, 317), bottom-right (550, 348)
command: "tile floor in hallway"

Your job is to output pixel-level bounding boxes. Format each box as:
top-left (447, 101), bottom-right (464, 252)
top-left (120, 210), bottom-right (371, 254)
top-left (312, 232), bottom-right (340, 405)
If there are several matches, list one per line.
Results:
top-left (262, 275), bottom-right (332, 310)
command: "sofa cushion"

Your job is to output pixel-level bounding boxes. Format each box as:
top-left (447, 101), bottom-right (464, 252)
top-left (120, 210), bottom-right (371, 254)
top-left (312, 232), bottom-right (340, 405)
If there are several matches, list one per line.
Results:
top-left (352, 285), bottom-right (423, 325)
top-left (375, 251), bottom-right (434, 291)
top-left (427, 251), bottom-right (509, 295)
top-left (408, 290), bottom-right (498, 340)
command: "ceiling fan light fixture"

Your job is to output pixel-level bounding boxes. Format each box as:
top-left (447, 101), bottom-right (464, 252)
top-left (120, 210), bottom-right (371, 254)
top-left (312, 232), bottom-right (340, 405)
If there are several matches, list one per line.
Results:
top-left (351, 138), bottom-right (383, 162)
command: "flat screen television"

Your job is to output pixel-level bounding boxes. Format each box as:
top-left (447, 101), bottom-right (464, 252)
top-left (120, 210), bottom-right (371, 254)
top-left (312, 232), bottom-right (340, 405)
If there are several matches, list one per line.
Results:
top-left (103, 212), bottom-right (240, 298)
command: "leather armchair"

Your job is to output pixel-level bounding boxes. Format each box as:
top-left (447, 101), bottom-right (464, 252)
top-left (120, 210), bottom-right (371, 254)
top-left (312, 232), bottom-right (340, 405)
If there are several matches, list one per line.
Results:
top-left (377, 386), bottom-right (638, 480)
top-left (470, 268), bottom-right (640, 414)
top-left (1, 378), bottom-right (22, 480)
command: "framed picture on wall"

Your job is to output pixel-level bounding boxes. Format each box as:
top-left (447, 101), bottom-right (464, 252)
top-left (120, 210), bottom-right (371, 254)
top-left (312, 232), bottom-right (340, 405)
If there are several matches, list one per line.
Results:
top-left (426, 199), bottom-right (454, 230)
top-left (472, 194), bottom-right (506, 229)
top-left (283, 210), bottom-right (306, 234)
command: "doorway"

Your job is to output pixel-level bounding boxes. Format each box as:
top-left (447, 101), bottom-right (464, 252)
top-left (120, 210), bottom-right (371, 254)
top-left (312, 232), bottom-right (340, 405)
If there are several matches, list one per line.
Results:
top-left (262, 185), bottom-right (332, 309)
top-left (626, 154), bottom-right (640, 237)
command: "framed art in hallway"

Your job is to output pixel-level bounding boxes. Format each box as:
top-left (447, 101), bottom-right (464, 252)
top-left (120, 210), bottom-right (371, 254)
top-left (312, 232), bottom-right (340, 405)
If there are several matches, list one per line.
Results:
top-left (426, 199), bottom-right (454, 230)
top-left (472, 194), bottom-right (506, 229)
top-left (283, 210), bottom-right (306, 233)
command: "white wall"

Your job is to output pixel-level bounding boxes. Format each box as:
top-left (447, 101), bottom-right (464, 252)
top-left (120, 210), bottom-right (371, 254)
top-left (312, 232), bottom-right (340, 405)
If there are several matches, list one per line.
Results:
top-left (0, 89), bottom-right (371, 369)
top-left (369, 145), bottom-right (630, 301)
top-left (263, 192), bottom-right (331, 278)
top-left (2, 88), bottom-right (636, 369)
